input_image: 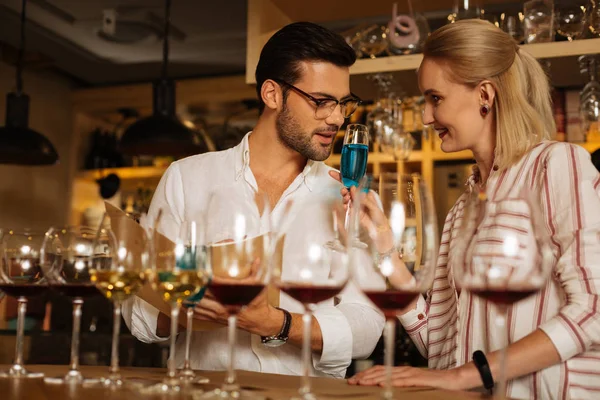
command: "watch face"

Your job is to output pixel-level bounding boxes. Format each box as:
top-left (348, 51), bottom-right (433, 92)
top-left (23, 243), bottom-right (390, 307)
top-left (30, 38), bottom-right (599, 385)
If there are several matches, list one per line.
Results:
top-left (262, 339), bottom-right (286, 348)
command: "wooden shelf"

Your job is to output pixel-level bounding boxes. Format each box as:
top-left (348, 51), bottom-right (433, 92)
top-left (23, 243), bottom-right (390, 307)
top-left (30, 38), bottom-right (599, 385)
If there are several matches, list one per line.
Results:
top-left (348, 38), bottom-right (600, 77)
top-left (246, 0), bottom-right (600, 86)
top-left (75, 166), bottom-right (167, 182)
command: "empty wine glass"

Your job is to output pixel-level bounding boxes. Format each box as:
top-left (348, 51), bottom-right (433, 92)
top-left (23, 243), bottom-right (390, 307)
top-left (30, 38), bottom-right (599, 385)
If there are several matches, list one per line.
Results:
top-left (0, 229), bottom-right (49, 379)
top-left (556, 4), bottom-right (587, 41)
top-left (450, 189), bottom-right (554, 398)
top-left (271, 189), bottom-right (350, 400)
top-left (359, 25), bottom-right (388, 59)
top-left (500, 12), bottom-right (525, 43)
top-left (140, 217), bottom-right (210, 394)
top-left (86, 214), bottom-right (149, 389)
top-left (350, 173), bottom-right (438, 400)
top-left (41, 226), bottom-right (111, 385)
top-left (449, 0), bottom-right (482, 22)
top-left (524, 0), bottom-right (555, 43)
top-left (579, 55), bottom-right (600, 139)
top-left (589, 0), bottom-right (600, 37)
top-left (200, 185), bottom-right (270, 400)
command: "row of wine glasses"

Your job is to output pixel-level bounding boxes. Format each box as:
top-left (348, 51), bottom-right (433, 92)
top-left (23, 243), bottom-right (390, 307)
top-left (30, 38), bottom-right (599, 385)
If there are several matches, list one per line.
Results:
top-left (0, 169), bottom-right (554, 400)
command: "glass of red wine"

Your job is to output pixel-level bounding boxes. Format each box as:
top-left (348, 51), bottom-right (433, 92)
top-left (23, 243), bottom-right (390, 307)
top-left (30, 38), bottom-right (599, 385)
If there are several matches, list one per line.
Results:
top-left (271, 191), bottom-right (350, 400)
top-left (0, 229), bottom-right (49, 379)
top-left (40, 225), bottom-right (112, 384)
top-left (350, 173), bottom-right (438, 400)
top-left (450, 188), bottom-right (553, 398)
top-left (200, 185), bottom-right (271, 400)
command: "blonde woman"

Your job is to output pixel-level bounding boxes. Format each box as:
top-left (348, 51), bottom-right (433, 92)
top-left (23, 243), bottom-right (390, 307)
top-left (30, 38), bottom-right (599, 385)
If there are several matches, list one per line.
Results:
top-left (344, 19), bottom-right (600, 399)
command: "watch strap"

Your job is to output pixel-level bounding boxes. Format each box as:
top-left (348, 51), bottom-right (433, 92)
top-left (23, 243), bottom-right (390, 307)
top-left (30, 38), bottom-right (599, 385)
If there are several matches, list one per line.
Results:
top-left (261, 307), bottom-right (291, 344)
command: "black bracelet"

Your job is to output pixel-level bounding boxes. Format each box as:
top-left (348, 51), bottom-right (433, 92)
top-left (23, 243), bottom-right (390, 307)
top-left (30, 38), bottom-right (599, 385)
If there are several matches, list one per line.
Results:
top-left (472, 350), bottom-right (494, 395)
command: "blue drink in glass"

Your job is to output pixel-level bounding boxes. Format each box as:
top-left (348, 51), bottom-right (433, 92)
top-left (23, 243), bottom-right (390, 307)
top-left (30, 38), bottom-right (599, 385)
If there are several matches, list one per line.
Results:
top-left (341, 143), bottom-right (369, 188)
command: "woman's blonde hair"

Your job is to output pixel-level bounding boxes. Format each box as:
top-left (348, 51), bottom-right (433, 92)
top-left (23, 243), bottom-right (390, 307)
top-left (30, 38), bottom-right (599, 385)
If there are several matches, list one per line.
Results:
top-left (422, 19), bottom-right (555, 169)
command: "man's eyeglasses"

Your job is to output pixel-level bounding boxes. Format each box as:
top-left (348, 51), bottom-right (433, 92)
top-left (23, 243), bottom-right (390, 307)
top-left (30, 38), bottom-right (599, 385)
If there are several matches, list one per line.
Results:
top-left (273, 79), bottom-right (362, 120)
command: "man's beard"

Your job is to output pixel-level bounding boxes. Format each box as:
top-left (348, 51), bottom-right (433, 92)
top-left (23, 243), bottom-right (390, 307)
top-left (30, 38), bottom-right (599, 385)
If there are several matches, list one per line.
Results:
top-left (275, 105), bottom-right (337, 162)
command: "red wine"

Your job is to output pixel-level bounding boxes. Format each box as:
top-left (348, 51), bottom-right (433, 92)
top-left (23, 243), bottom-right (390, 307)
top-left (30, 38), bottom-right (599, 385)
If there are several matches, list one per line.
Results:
top-left (209, 283), bottom-right (264, 307)
top-left (281, 284), bottom-right (343, 305)
top-left (364, 290), bottom-right (419, 319)
top-left (471, 288), bottom-right (537, 305)
top-left (0, 284), bottom-right (49, 298)
top-left (54, 284), bottom-right (101, 299)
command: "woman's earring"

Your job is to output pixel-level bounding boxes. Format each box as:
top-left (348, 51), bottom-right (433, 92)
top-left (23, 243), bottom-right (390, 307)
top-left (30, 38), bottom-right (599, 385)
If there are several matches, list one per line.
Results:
top-left (480, 104), bottom-right (490, 117)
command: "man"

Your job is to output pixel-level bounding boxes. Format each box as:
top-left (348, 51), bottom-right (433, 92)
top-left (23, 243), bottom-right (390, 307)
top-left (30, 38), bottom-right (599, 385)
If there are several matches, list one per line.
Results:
top-left (122, 22), bottom-right (384, 378)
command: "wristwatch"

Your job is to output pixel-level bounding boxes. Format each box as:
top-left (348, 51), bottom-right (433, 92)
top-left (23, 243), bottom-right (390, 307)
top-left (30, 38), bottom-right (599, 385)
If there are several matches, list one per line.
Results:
top-left (261, 307), bottom-right (292, 348)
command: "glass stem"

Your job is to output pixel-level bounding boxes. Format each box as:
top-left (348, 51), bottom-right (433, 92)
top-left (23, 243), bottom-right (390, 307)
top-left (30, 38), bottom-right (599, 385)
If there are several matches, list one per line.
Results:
top-left (300, 309), bottom-right (312, 397)
top-left (109, 300), bottom-right (122, 377)
top-left (13, 297), bottom-right (28, 368)
top-left (496, 306), bottom-right (508, 399)
top-left (225, 314), bottom-right (237, 386)
top-left (383, 318), bottom-right (396, 400)
top-left (69, 299), bottom-right (83, 372)
top-left (183, 307), bottom-right (193, 371)
top-left (167, 303), bottom-right (180, 379)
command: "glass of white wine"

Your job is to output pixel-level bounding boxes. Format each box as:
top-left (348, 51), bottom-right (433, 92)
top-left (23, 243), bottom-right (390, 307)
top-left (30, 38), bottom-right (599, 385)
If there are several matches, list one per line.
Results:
top-left (141, 215), bottom-right (210, 394)
top-left (87, 213), bottom-right (150, 389)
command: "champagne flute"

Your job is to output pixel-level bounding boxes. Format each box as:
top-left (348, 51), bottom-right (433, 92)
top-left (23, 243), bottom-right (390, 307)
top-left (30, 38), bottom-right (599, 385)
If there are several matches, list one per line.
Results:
top-left (0, 229), bottom-right (49, 379)
top-left (200, 185), bottom-right (270, 400)
top-left (340, 124), bottom-right (369, 189)
top-left (271, 191), bottom-right (350, 400)
top-left (87, 214), bottom-right (149, 389)
top-left (141, 217), bottom-right (210, 394)
top-left (326, 124), bottom-right (369, 252)
top-left (450, 189), bottom-right (553, 398)
top-left (40, 226), bottom-right (107, 384)
top-left (350, 173), bottom-right (438, 400)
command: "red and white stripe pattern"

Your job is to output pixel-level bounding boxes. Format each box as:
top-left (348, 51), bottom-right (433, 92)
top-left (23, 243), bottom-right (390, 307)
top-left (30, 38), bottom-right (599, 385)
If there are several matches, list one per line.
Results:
top-left (400, 142), bottom-right (600, 399)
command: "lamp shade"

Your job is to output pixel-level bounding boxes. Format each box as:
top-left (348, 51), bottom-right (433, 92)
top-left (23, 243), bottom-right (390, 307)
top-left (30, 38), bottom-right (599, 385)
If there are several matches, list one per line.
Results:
top-left (0, 92), bottom-right (58, 165)
top-left (119, 79), bottom-right (207, 156)
top-left (120, 113), bottom-right (206, 156)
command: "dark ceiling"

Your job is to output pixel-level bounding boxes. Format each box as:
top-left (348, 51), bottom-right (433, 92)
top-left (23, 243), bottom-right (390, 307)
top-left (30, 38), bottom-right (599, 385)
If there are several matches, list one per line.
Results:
top-left (0, 0), bottom-right (248, 87)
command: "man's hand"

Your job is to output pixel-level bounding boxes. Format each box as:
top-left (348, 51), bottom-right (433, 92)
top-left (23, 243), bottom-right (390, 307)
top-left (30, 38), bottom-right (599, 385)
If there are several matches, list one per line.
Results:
top-left (192, 278), bottom-right (285, 338)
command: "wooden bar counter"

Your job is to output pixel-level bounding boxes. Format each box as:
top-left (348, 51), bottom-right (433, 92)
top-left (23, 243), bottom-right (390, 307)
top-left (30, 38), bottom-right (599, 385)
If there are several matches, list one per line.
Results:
top-left (1, 365), bottom-right (488, 399)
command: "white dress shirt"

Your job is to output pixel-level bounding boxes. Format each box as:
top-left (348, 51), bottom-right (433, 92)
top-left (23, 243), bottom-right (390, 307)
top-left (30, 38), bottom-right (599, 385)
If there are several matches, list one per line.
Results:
top-left (121, 132), bottom-right (385, 378)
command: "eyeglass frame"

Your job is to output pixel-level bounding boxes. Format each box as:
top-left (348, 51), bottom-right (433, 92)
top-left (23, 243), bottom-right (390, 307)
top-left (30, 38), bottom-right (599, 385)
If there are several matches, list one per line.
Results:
top-left (272, 78), bottom-right (362, 120)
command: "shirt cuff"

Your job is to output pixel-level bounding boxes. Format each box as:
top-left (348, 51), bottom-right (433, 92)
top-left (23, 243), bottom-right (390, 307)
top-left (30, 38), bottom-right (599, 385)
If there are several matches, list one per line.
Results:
top-left (311, 306), bottom-right (353, 378)
top-left (126, 297), bottom-right (170, 343)
top-left (397, 295), bottom-right (427, 333)
top-left (538, 315), bottom-right (584, 361)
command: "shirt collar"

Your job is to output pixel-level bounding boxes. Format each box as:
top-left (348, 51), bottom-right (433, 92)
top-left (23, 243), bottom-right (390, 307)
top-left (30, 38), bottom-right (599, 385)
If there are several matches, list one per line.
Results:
top-left (234, 132), bottom-right (251, 182)
top-left (233, 131), bottom-right (321, 191)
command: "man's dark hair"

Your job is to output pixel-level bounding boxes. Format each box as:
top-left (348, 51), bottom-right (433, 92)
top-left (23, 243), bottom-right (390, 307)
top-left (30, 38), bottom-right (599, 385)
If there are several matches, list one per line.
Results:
top-left (255, 22), bottom-right (356, 113)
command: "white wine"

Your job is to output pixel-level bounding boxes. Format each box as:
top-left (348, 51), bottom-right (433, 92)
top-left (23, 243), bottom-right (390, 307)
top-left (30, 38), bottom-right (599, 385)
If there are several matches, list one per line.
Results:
top-left (153, 270), bottom-right (209, 303)
top-left (90, 270), bottom-right (146, 302)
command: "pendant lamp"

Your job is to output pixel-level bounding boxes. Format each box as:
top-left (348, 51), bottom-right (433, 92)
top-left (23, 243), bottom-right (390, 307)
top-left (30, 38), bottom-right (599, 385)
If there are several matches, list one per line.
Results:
top-left (119, 0), bottom-right (206, 156)
top-left (0, 0), bottom-right (59, 165)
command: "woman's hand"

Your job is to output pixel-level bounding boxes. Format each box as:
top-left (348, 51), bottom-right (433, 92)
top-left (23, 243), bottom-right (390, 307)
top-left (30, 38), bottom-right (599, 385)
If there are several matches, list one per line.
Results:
top-left (329, 170), bottom-right (393, 253)
top-left (348, 365), bottom-right (466, 391)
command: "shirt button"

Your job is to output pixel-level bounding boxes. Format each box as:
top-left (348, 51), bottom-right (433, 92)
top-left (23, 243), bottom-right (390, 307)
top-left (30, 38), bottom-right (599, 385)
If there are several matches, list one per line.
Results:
top-left (417, 313), bottom-right (425, 320)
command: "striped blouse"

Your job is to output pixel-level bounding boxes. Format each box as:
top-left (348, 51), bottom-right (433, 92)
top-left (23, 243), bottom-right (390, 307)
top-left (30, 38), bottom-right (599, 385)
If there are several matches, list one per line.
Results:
top-left (398, 141), bottom-right (600, 399)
